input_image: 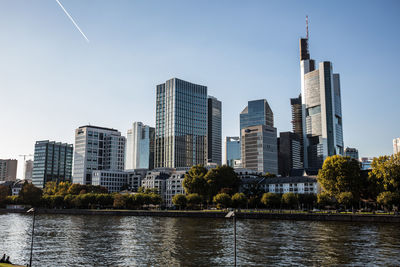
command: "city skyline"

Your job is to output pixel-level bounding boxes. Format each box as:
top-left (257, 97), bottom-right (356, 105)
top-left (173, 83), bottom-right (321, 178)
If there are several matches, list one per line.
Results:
top-left (1, 1), bottom-right (400, 177)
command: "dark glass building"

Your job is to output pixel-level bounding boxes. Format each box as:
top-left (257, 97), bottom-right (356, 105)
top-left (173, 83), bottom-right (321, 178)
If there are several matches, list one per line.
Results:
top-left (240, 99), bottom-right (273, 132)
top-left (278, 132), bottom-right (302, 177)
top-left (32, 140), bottom-right (73, 188)
top-left (207, 96), bottom-right (222, 166)
top-left (225, 136), bottom-right (241, 167)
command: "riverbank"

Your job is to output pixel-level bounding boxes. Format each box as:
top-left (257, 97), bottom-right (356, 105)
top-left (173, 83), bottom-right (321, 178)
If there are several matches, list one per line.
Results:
top-left (2, 208), bottom-right (400, 223)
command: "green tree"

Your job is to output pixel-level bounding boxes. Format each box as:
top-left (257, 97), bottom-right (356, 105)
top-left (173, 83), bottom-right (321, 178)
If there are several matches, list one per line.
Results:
top-left (150, 193), bottom-right (162, 206)
top-left (317, 192), bottom-right (333, 208)
top-left (231, 193), bottom-right (247, 209)
top-left (134, 193), bottom-right (146, 208)
top-left (262, 172), bottom-right (277, 178)
top-left (297, 194), bottom-right (317, 209)
top-left (337, 192), bottom-right (355, 210)
top-left (96, 194), bottom-right (113, 208)
top-left (370, 153), bottom-right (400, 193)
top-left (182, 165), bottom-right (209, 197)
top-left (43, 181), bottom-right (58, 195)
top-left (205, 165), bottom-right (240, 198)
top-left (261, 193), bottom-right (281, 209)
top-left (113, 194), bottom-right (127, 209)
top-left (68, 184), bottom-right (86, 195)
top-left (19, 183), bottom-right (42, 206)
top-left (282, 193), bottom-right (298, 209)
top-left (172, 194), bottom-right (187, 210)
top-left (213, 193), bottom-right (232, 209)
top-left (317, 155), bottom-right (362, 201)
top-left (64, 194), bottom-right (75, 208)
top-left (6, 195), bottom-right (20, 205)
top-left (377, 191), bottom-right (400, 211)
top-left (0, 185), bottom-right (10, 207)
top-left (186, 193), bottom-right (202, 209)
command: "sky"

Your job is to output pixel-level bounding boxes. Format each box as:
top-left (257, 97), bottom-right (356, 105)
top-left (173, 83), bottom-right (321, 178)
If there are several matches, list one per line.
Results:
top-left (0, 0), bottom-right (399, 178)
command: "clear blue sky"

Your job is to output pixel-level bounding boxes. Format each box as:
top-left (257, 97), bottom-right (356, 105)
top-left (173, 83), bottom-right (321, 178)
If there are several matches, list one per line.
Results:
top-left (1, 0), bottom-right (399, 177)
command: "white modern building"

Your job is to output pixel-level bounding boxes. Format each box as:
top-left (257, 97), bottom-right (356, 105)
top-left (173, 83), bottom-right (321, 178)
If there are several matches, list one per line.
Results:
top-left (72, 125), bottom-right (125, 185)
top-left (92, 169), bottom-right (148, 193)
top-left (393, 138), bottom-right (400, 155)
top-left (125, 122), bottom-right (155, 170)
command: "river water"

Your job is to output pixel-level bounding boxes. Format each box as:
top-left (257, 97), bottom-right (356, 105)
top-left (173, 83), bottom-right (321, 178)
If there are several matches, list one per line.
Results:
top-left (0, 213), bottom-right (399, 266)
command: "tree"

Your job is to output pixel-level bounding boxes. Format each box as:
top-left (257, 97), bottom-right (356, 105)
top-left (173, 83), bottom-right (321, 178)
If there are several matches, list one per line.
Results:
top-left (64, 194), bottom-right (75, 208)
top-left (134, 193), bottom-right (146, 208)
top-left (337, 192), bottom-right (354, 210)
top-left (231, 193), bottom-right (247, 209)
top-left (261, 193), bottom-right (281, 209)
top-left (370, 153), bottom-right (400, 193)
top-left (282, 193), bottom-right (298, 209)
top-left (213, 193), bottom-right (232, 209)
top-left (317, 155), bottom-right (362, 201)
top-left (68, 184), bottom-right (86, 195)
top-left (19, 183), bottom-right (42, 206)
top-left (377, 191), bottom-right (400, 211)
top-left (172, 194), bottom-right (187, 210)
top-left (113, 194), bottom-right (127, 209)
top-left (186, 193), bottom-right (202, 209)
top-left (263, 172), bottom-right (277, 178)
top-left (182, 165), bottom-right (209, 197)
top-left (205, 165), bottom-right (240, 197)
top-left (150, 193), bottom-right (162, 206)
top-left (96, 194), bottom-right (113, 208)
top-left (297, 194), bottom-right (317, 210)
top-left (0, 185), bottom-right (10, 207)
top-left (43, 181), bottom-right (58, 195)
top-left (317, 192), bottom-right (333, 208)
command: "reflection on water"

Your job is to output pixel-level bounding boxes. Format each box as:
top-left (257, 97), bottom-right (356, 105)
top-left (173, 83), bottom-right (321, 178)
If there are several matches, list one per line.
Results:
top-left (0, 213), bottom-right (399, 266)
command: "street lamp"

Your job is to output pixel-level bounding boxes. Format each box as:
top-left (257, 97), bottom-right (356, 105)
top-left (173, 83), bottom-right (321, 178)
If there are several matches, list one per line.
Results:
top-left (225, 211), bottom-right (236, 267)
top-left (27, 208), bottom-right (36, 267)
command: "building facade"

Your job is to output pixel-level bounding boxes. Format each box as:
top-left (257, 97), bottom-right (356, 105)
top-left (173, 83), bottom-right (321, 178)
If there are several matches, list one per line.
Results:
top-left (207, 96), bottom-right (222, 166)
top-left (24, 160), bottom-right (33, 180)
top-left (299, 36), bottom-right (344, 169)
top-left (92, 169), bottom-right (148, 193)
top-left (32, 141), bottom-right (73, 188)
top-left (240, 99), bottom-right (274, 132)
top-left (155, 78), bottom-right (208, 168)
top-left (344, 147), bottom-right (359, 160)
top-left (225, 136), bottom-right (241, 167)
top-left (125, 122), bottom-right (155, 170)
top-left (241, 125), bottom-right (278, 174)
top-left (72, 125), bottom-right (125, 185)
top-left (393, 138), bottom-right (400, 155)
top-left (0, 159), bottom-right (18, 182)
top-left (290, 95), bottom-right (304, 165)
top-left (278, 132), bottom-right (302, 177)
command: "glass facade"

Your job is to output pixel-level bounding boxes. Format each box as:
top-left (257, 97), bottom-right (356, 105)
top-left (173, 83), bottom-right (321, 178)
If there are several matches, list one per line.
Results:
top-left (72, 126), bottom-right (125, 185)
top-left (225, 136), bottom-right (241, 167)
top-left (207, 96), bottom-right (222, 166)
top-left (155, 78), bottom-right (207, 168)
top-left (240, 99), bottom-right (274, 132)
top-left (32, 140), bottom-right (73, 188)
top-left (125, 122), bottom-right (155, 170)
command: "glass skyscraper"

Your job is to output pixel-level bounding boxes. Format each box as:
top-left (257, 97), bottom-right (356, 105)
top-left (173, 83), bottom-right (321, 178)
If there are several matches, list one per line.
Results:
top-left (155, 78), bottom-right (207, 168)
top-left (225, 136), bottom-right (241, 167)
top-left (207, 96), bottom-right (222, 166)
top-left (72, 125), bottom-right (125, 185)
top-left (299, 36), bottom-right (344, 169)
top-left (125, 122), bottom-right (155, 170)
top-left (240, 99), bottom-right (273, 132)
top-left (32, 140), bottom-right (73, 188)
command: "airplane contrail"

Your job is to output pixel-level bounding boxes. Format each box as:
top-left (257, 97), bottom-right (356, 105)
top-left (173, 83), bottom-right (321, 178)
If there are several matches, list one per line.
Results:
top-left (55, 0), bottom-right (89, 42)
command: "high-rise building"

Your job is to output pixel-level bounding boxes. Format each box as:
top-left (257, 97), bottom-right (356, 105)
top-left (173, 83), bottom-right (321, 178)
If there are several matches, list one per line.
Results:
top-left (155, 78), bottom-right (208, 168)
top-left (290, 95), bottom-right (304, 167)
top-left (207, 96), bottom-right (222, 166)
top-left (72, 125), bottom-right (125, 185)
top-left (24, 160), bottom-right (34, 180)
top-left (240, 99), bottom-right (273, 132)
top-left (299, 33), bottom-right (344, 169)
top-left (393, 138), bottom-right (400, 155)
top-left (278, 132), bottom-right (302, 177)
top-left (344, 147), bottom-right (359, 160)
top-left (0, 159), bottom-right (17, 182)
top-left (225, 136), bottom-right (241, 167)
top-left (32, 141), bottom-right (73, 188)
top-left (241, 125), bottom-right (278, 174)
top-left (125, 122), bottom-right (155, 170)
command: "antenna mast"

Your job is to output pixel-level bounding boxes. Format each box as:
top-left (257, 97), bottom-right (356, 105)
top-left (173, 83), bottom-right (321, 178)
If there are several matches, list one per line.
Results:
top-left (306, 15), bottom-right (309, 39)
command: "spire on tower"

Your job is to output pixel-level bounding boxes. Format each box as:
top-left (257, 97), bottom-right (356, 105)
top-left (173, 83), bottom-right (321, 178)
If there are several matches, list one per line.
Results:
top-left (306, 15), bottom-right (309, 39)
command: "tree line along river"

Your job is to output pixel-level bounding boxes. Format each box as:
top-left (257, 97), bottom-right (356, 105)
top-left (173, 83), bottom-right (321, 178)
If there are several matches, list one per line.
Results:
top-left (0, 213), bottom-right (399, 266)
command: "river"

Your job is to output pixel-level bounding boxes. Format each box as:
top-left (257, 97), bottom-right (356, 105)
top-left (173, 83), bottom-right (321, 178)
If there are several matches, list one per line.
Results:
top-left (0, 213), bottom-right (399, 266)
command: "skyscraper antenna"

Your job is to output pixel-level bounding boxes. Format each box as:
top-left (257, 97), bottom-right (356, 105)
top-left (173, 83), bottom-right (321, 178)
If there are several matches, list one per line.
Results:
top-left (306, 15), bottom-right (309, 39)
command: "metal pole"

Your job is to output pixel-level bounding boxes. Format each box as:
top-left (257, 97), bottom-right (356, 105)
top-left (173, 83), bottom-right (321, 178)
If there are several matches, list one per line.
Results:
top-left (29, 210), bottom-right (35, 267)
top-left (234, 216), bottom-right (236, 267)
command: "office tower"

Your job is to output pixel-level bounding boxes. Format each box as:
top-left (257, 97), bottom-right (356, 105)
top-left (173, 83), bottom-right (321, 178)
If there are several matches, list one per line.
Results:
top-left (32, 141), bottom-right (73, 188)
top-left (207, 96), bottom-right (222, 166)
top-left (394, 138), bottom-right (400, 154)
top-left (225, 136), bottom-right (241, 167)
top-left (125, 122), bottom-right (155, 170)
top-left (241, 125), bottom-right (278, 174)
top-left (344, 147), bottom-right (359, 160)
top-left (299, 31), bottom-right (344, 169)
top-left (290, 95), bottom-right (304, 166)
top-left (278, 132), bottom-right (302, 177)
top-left (240, 99), bottom-right (273, 132)
top-left (24, 160), bottom-right (34, 180)
top-left (155, 78), bottom-right (207, 168)
top-left (0, 159), bottom-right (18, 181)
top-left (72, 125), bottom-right (125, 185)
